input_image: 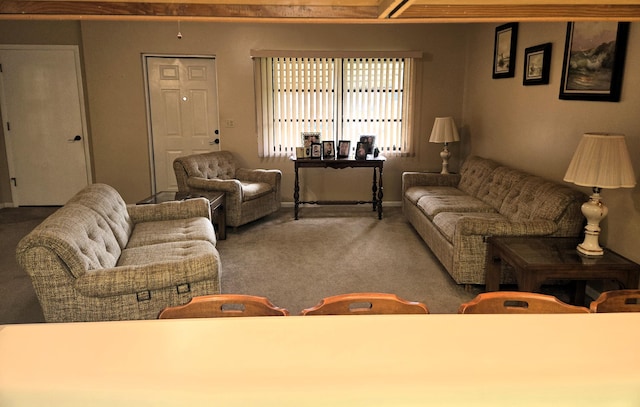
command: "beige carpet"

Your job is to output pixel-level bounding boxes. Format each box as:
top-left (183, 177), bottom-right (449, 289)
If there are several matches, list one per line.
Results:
top-left (216, 205), bottom-right (481, 314)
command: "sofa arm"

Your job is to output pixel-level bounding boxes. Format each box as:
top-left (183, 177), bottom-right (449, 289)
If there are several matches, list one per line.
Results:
top-left (402, 172), bottom-right (461, 191)
top-left (127, 198), bottom-right (211, 223)
top-left (236, 168), bottom-right (282, 187)
top-left (457, 217), bottom-right (558, 237)
top-left (74, 257), bottom-right (219, 298)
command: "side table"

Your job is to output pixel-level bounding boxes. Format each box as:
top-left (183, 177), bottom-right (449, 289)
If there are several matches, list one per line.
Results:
top-left (485, 236), bottom-right (640, 305)
top-left (137, 191), bottom-right (226, 240)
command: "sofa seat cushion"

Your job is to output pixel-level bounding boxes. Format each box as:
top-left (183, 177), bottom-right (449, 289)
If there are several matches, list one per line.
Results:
top-left (127, 217), bottom-right (217, 248)
top-left (404, 186), bottom-right (465, 205)
top-left (433, 212), bottom-right (507, 242)
top-left (240, 181), bottom-right (274, 202)
top-left (417, 194), bottom-right (496, 219)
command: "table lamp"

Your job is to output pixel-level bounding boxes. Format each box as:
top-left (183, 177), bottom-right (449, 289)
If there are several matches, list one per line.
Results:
top-left (563, 133), bottom-right (636, 256)
top-left (429, 117), bottom-right (460, 174)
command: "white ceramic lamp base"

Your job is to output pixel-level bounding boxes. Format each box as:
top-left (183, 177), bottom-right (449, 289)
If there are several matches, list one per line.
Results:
top-left (439, 144), bottom-right (451, 175)
top-left (577, 191), bottom-right (608, 257)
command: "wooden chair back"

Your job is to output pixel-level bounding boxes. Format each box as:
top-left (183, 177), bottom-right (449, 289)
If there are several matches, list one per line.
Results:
top-left (158, 294), bottom-right (289, 318)
top-left (300, 293), bottom-right (429, 315)
top-left (590, 289), bottom-right (640, 313)
top-left (458, 292), bottom-right (590, 314)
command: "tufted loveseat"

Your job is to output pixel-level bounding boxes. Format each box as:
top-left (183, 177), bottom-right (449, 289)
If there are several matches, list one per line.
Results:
top-left (16, 183), bottom-right (221, 322)
top-left (173, 151), bottom-right (282, 228)
top-left (402, 156), bottom-right (586, 286)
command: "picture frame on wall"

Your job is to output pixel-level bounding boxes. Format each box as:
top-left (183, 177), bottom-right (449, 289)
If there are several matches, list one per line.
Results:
top-left (492, 22), bottom-right (518, 79)
top-left (523, 43), bottom-right (552, 86)
top-left (559, 22), bottom-right (629, 102)
top-left (337, 140), bottom-right (351, 158)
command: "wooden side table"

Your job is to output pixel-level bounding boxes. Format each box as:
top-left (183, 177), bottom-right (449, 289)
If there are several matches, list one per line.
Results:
top-left (485, 237), bottom-right (640, 305)
top-left (137, 191), bottom-right (226, 240)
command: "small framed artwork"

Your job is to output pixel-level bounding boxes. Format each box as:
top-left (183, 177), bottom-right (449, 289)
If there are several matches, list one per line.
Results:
top-left (559, 22), bottom-right (629, 102)
top-left (493, 22), bottom-right (518, 79)
top-left (355, 142), bottom-right (368, 160)
top-left (301, 132), bottom-right (321, 148)
top-left (337, 140), bottom-right (351, 158)
top-left (322, 141), bottom-right (335, 159)
top-left (523, 42), bottom-right (552, 86)
top-left (359, 135), bottom-right (376, 154)
top-left (310, 142), bottom-right (322, 158)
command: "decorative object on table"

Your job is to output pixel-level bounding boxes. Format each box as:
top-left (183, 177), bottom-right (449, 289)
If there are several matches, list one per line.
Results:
top-left (492, 22), bottom-right (518, 79)
top-left (429, 117), bottom-right (460, 174)
top-left (338, 140), bottom-right (351, 158)
top-left (559, 22), bottom-right (629, 102)
top-left (355, 142), bottom-right (368, 160)
top-left (310, 142), bottom-right (322, 158)
top-left (322, 141), bottom-right (335, 159)
top-left (302, 132), bottom-right (321, 157)
top-left (359, 135), bottom-right (376, 154)
top-left (523, 42), bottom-right (552, 86)
top-left (563, 133), bottom-right (636, 256)
top-left (296, 147), bottom-right (305, 159)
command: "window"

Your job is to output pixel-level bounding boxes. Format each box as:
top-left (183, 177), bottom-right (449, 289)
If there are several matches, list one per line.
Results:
top-left (254, 54), bottom-right (417, 158)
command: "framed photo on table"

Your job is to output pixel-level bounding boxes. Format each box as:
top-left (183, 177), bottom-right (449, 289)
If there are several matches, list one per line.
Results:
top-left (559, 22), bottom-right (629, 102)
top-left (523, 43), bottom-right (552, 86)
top-left (355, 142), bottom-right (368, 160)
top-left (493, 22), bottom-right (518, 79)
top-left (301, 132), bottom-right (321, 157)
top-left (322, 141), bottom-right (335, 159)
top-left (310, 143), bottom-right (322, 158)
top-left (359, 135), bottom-right (376, 154)
top-left (337, 140), bottom-right (351, 158)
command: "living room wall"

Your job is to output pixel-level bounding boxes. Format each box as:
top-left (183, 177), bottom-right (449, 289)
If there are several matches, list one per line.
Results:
top-left (463, 22), bottom-right (640, 264)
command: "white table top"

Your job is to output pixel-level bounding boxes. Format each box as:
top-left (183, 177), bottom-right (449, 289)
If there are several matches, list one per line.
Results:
top-left (1, 314), bottom-right (640, 406)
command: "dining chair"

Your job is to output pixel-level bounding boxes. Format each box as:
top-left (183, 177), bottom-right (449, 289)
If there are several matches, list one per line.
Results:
top-left (458, 291), bottom-right (590, 314)
top-left (589, 289), bottom-right (640, 313)
top-left (300, 292), bottom-right (429, 315)
top-left (158, 294), bottom-right (289, 318)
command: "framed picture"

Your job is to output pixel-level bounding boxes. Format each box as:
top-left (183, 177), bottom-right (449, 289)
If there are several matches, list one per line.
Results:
top-left (359, 135), bottom-right (376, 154)
top-left (337, 140), bottom-right (351, 158)
top-left (523, 43), bottom-right (552, 86)
top-left (493, 22), bottom-right (518, 79)
top-left (301, 132), bottom-right (321, 148)
top-left (355, 142), bottom-right (368, 160)
top-left (559, 22), bottom-right (629, 102)
top-left (322, 141), bottom-right (335, 159)
top-left (310, 142), bottom-right (322, 158)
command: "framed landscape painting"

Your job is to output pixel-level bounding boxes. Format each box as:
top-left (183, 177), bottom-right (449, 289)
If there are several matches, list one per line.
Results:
top-left (493, 22), bottom-right (518, 79)
top-left (559, 22), bottom-right (629, 102)
top-left (523, 43), bottom-right (551, 86)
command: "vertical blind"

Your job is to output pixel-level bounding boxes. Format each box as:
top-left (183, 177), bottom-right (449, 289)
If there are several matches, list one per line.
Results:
top-left (254, 56), bottom-right (415, 158)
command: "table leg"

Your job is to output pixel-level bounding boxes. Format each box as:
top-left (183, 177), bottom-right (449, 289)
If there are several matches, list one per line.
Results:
top-left (377, 166), bottom-right (383, 220)
top-left (371, 167), bottom-right (377, 212)
top-left (217, 201), bottom-right (226, 240)
top-left (294, 165), bottom-right (300, 220)
top-left (485, 242), bottom-right (501, 291)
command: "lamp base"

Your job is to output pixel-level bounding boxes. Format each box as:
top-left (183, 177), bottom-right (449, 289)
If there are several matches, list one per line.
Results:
top-left (439, 144), bottom-right (451, 174)
top-left (577, 190), bottom-right (608, 257)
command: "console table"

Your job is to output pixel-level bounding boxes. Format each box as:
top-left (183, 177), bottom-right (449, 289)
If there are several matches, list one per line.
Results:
top-left (485, 236), bottom-right (640, 304)
top-left (291, 156), bottom-right (385, 220)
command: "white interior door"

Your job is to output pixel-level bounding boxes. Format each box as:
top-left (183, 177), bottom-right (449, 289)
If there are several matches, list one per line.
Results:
top-left (0, 45), bottom-right (91, 206)
top-left (145, 56), bottom-right (220, 192)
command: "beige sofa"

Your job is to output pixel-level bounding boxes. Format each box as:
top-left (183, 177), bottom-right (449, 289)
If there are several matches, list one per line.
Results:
top-left (402, 156), bottom-right (586, 286)
top-left (173, 151), bottom-right (282, 228)
top-left (16, 183), bottom-right (221, 322)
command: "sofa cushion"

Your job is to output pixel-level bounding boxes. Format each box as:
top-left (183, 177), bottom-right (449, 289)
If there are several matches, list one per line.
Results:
top-left (241, 181), bottom-right (275, 202)
top-left (66, 183), bottom-right (134, 249)
top-left (404, 186), bottom-right (465, 205)
top-left (416, 194), bottom-right (495, 219)
top-left (457, 156), bottom-right (500, 198)
top-left (181, 151), bottom-right (236, 180)
top-left (477, 167), bottom-right (529, 211)
top-left (432, 212), bottom-right (508, 242)
top-left (127, 217), bottom-right (217, 248)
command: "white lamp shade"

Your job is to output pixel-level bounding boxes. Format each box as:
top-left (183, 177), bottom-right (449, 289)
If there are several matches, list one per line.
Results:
top-left (564, 133), bottom-right (636, 189)
top-left (429, 117), bottom-right (460, 144)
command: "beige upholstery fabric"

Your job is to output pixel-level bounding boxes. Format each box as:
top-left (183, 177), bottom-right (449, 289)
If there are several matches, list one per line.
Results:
top-left (402, 156), bottom-right (586, 285)
top-left (173, 151), bottom-right (282, 227)
top-left (16, 183), bottom-right (221, 322)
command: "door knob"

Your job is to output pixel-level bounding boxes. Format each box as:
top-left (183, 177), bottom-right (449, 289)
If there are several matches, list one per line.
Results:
top-left (68, 135), bottom-right (82, 142)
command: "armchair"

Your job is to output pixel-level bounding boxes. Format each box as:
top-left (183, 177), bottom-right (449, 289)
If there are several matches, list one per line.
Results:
top-left (173, 151), bottom-right (282, 227)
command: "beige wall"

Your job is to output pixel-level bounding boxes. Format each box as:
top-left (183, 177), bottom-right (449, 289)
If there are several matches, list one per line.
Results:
top-left (79, 21), bottom-right (467, 203)
top-left (463, 22), bottom-right (640, 264)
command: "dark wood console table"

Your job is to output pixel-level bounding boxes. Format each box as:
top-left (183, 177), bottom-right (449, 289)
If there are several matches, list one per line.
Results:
top-left (485, 236), bottom-right (640, 305)
top-left (291, 156), bottom-right (385, 220)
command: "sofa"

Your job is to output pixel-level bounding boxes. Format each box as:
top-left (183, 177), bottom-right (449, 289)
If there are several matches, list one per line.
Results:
top-left (16, 183), bottom-right (221, 322)
top-left (173, 151), bottom-right (282, 228)
top-left (402, 156), bottom-right (586, 286)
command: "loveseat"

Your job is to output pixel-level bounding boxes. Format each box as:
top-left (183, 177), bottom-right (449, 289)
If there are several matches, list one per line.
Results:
top-left (16, 183), bottom-right (221, 322)
top-left (173, 151), bottom-right (282, 228)
top-left (402, 156), bottom-right (586, 286)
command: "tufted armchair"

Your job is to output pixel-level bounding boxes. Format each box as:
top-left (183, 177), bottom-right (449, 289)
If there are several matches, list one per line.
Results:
top-left (173, 151), bottom-right (282, 228)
